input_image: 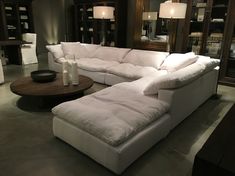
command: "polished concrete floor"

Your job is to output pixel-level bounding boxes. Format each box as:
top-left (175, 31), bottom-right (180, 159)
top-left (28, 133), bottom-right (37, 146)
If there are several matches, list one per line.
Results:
top-left (0, 55), bottom-right (235, 176)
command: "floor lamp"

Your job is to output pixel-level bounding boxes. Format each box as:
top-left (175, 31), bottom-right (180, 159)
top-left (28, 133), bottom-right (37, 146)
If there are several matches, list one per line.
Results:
top-left (159, 0), bottom-right (187, 53)
top-left (142, 12), bottom-right (158, 40)
top-left (93, 6), bottom-right (114, 46)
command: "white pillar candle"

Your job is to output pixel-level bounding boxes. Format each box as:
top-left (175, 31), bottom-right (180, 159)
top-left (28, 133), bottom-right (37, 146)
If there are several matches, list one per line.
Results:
top-left (62, 60), bottom-right (69, 72)
top-left (62, 70), bottom-right (69, 86)
top-left (0, 59), bottom-right (4, 84)
top-left (71, 61), bottom-right (79, 85)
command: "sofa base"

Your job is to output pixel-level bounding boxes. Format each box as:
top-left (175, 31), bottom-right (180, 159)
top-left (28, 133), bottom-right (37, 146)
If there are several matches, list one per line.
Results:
top-left (53, 113), bottom-right (171, 174)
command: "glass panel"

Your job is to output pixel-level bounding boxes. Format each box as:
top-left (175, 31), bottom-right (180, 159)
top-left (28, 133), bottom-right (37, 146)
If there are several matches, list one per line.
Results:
top-left (205, 0), bottom-right (229, 58)
top-left (187, 0), bottom-right (208, 54)
top-left (140, 0), bottom-right (167, 43)
top-left (226, 26), bottom-right (235, 78)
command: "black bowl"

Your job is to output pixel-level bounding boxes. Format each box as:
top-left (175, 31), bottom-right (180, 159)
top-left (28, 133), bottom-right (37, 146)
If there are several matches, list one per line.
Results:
top-left (31, 70), bottom-right (57, 83)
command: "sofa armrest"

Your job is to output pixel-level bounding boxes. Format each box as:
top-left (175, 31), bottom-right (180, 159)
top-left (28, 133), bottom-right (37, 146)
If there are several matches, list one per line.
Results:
top-left (158, 69), bottom-right (218, 129)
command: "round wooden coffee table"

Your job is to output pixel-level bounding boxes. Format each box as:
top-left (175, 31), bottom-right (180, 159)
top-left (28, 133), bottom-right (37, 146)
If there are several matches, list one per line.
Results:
top-left (10, 74), bottom-right (94, 107)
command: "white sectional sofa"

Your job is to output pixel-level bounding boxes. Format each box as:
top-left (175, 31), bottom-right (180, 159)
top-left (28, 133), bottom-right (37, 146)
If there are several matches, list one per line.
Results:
top-left (47, 42), bottom-right (220, 174)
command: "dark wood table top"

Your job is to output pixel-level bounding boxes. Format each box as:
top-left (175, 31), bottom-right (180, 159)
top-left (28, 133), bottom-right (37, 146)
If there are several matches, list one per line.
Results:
top-left (10, 74), bottom-right (94, 98)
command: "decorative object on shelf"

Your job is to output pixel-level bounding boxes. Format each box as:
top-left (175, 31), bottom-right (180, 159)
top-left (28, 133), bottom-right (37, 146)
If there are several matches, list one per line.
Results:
top-left (31, 70), bottom-right (57, 83)
top-left (197, 8), bottom-right (205, 21)
top-left (159, 0), bottom-right (187, 53)
top-left (142, 12), bottom-right (158, 40)
top-left (93, 6), bottom-right (114, 45)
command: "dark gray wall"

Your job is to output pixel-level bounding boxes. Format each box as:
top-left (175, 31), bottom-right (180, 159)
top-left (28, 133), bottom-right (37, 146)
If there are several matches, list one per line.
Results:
top-left (32, 0), bottom-right (73, 54)
top-left (126, 0), bottom-right (136, 48)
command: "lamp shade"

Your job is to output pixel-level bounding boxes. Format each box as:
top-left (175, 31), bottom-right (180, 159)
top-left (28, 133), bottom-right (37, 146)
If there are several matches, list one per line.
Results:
top-left (93, 6), bottom-right (114, 19)
top-left (159, 1), bottom-right (187, 19)
top-left (142, 12), bottom-right (158, 21)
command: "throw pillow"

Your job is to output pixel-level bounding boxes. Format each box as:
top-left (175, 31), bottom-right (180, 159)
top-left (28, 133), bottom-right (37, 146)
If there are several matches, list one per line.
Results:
top-left (61, 42), bottom-right (88, 59)
top-left (160, 52), bottom-right (198, 72)
top-left (143, 63), bottom-right (206, 95)
top-left (46, 44), bottom-right (64, 59)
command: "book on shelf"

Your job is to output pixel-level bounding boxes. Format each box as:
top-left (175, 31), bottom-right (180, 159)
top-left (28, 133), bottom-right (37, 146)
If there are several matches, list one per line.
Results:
top-left (196, 3), bottom-right (207, 8)
top-left (5, 6), bottom-right (12, 10)
top-left (212, 18), bottom-right (224, 22)
top-left (189, 32), bottom-right (203, 37)
top-left (8, 37), bottom-right (16, 40)
top-left (87, 8), bottom-right (92, 12)
top-left (20, 15), bottom-right (28, 20)
top-left (19, 7), bottom-right (27, 11)
top-left (7, 25), bottom-right (16, 29)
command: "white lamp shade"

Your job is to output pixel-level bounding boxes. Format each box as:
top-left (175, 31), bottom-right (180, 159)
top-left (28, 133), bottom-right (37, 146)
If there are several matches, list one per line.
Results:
top-left (142, 12), bottom-right (158, 21)
top-left (159, 1), bottom-right (187, 19)
top-left (93, 6), bottom-right (114, 19)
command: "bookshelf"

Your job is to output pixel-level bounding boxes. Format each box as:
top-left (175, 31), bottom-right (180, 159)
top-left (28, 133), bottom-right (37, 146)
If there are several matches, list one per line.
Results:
top-left (0, 0), bottom-right (34, 41)
top-left (0, 0), bottom-right (34, 65)
top-left (73, 0), bottom-right (127, 47)
top-left (179, 0), bottom-right (235, 86)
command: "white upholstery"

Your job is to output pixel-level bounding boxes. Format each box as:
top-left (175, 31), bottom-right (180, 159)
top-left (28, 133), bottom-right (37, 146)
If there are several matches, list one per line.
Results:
top-left (46, 44), bottom-right (64, 60)
top-left (77, 58), bottom-right (119, 72)
top-left (106, 63), bottom-right (161, 79)
top-left (90, 46), bottom-right (131, 62)
top-left (122, 49), bottom-right (169, 69)
top-left (53, 113), bottom-right (171, 174)
top-left (158, 68), bottom-right (218, 129)
top-left (0, 59), bottom-right (4, 84)
top-left (47, 43), bottom-right (219, 174)
top-left (160, 52), bottom-right (198, 72)
top-left (21, 33), bottom-right (38, 65)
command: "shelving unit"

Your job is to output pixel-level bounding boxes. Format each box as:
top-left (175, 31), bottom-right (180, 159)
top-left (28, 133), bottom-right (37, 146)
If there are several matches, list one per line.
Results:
top-left (0, 0), bottom-right (34, 65)
top-left (178, 0), bottom-right (235, 86)
top-left (219, 0), bottom-right (235, 86)
top-left (73, 0), bottom-right (127, 47)
top-left (0, 0), bottom-right (34, 41)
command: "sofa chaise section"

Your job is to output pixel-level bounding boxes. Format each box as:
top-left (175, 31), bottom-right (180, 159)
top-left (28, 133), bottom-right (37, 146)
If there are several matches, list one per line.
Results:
top-left (52, 83), bottom-right (171, 174)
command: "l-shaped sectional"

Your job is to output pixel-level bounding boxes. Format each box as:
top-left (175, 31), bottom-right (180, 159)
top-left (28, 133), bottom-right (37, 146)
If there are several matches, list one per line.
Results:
top-left (47, 42), bottom-right (219, 174)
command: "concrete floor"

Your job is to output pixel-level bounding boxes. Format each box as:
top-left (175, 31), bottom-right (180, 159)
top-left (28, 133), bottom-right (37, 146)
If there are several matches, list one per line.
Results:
top-left (0, 55), bottom-right (234, 176)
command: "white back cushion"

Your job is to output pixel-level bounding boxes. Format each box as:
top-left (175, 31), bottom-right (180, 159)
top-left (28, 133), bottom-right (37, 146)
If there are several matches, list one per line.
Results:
top-left (90, 46), bottom-right (131, 62)
top-left (122, 49), bottom-right (169, 69)
top-left (61, 42), bottom-right (89, 59)
top-left (46, 44), bottom-right (64, 59)
top-left (80, 43), bottom-right (101, 57)
top-left (160, 52), bottom-right (198, 72)
top-left (143, 63), bottom-right (206, 95)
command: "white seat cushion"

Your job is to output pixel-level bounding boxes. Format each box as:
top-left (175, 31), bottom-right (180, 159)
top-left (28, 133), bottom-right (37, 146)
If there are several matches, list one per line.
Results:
top-left (52, 86), bottom-right (169, 146)
top-left (106, 63), bottom-right (162, 79)
top-left (77, 58), bottom-right (119, 72)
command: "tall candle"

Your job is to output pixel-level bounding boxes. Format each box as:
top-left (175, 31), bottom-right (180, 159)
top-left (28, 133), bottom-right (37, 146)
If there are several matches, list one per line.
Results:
top-left (62, 60), bottom-right (68, 72)
top-left (71, 61), bottom-right (79, 85)
top-left (62, 70), bottom-right (69, 86)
